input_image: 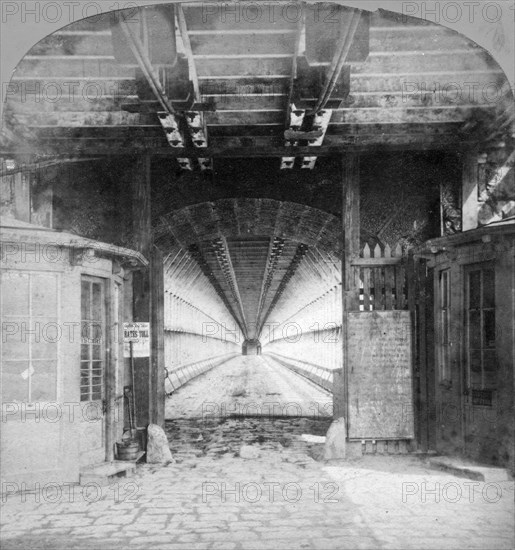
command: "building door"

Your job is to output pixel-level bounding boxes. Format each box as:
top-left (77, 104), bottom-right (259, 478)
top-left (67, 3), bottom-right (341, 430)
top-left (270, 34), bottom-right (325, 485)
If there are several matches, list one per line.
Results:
top-left (79, 276), bottom-right (107, 466)
top-left (463, 264), bottom-right (497, 455)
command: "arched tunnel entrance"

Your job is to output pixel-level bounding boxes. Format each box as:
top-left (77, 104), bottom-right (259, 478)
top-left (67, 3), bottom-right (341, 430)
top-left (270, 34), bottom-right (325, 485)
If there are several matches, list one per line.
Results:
top-left (156, 199), bottom-right (345, 458)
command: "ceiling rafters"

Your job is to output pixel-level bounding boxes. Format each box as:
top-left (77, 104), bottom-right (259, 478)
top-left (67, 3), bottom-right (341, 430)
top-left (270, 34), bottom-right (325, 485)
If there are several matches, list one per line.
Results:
top-left (265, 245), bottom-right (341, 330)
top-left (211, 237), bottom-right (248, 335)
top-left (163, 249), bottom-right (180, 271)
top-left (165, 249), bottom-right (188, 278)
top-left (187, 243), bottom-right (246, 338)
top-left (266, 249), bottom-right (319, 327)
top-left (3, 6), bottom-right (514, 162)
top-left (310, 247), bottom-right (340, 285)
top-left (169, 256), bottom-right (198, 294)
top-left (258, 243), bottom-right (308, 337)
top-left (154, 199), bottom-right (344, 257)
top-left (255, 236), bottom-right (286, 330)
top-left (164, 253), bottom-right (237, 327)
top-left (270, 283), bottom-right (338, 335)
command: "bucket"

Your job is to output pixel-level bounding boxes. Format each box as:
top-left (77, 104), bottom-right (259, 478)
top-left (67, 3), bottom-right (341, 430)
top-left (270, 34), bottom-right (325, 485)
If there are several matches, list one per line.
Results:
top-left (116, 440), bottom-right (140, 461)
top-left (136, 427), bottom-right (147, 452)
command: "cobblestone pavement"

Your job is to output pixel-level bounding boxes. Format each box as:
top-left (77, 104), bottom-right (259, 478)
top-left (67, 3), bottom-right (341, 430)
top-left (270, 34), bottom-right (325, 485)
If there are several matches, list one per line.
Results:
top-left (1, 443), bottom-right (513, 550)
top-left (1, 358), bottom-right (513, 549)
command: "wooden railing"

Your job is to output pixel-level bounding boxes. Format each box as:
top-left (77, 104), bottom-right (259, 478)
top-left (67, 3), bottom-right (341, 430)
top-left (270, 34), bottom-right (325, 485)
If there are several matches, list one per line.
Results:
top-left (352, 243), bottom-right (409, 311)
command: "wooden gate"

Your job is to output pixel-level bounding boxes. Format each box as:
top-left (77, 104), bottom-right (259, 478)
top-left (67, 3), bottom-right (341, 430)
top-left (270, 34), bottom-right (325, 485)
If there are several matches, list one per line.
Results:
top-left (344, 243), bottom-right (434, 453)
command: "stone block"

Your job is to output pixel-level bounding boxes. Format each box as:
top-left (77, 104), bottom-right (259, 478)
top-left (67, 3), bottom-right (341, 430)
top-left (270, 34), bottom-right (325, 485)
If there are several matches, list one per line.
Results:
top-left (147, 424), bottom-right (175, 464)
top-left (239, 445), bottom-right (260, 459)
top-left (323, 417), bottom-right (347, 460)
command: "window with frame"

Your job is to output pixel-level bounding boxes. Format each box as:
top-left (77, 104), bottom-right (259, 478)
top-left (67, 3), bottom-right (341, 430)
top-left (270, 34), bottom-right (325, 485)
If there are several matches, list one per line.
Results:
top-left (438, 269), bottom-right (451, 382)
top-left (80, 277), bottom-right (105, 402)
top-left (0, 271), bottom-right (58, 402)
top-left (465, 266), bottom-right (496, 391)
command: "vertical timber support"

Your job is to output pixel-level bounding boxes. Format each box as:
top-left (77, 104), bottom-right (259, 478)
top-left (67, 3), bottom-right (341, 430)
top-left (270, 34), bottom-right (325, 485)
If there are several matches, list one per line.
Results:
top-left (131, 155), bottom-right (154, 427)
top-left (337, 153), bottom-right (360, 437)
top-left (105, 278), bottom-right (116, 462)
top-left (132, 155), bottom-right (152, 258)
top-left (151, 246), bottom-right (165, 425)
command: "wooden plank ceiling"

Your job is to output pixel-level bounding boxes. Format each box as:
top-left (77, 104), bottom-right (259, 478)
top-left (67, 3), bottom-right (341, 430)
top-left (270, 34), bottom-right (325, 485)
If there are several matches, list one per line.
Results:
top-left (3, 2), bottom-right (514, 169)
top-left (3, 2), bottom-right (513, 336)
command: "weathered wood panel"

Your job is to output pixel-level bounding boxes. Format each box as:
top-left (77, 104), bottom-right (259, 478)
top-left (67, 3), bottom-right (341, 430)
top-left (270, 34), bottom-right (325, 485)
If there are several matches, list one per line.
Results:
top-left (348, 310), bottom-right (414, 439)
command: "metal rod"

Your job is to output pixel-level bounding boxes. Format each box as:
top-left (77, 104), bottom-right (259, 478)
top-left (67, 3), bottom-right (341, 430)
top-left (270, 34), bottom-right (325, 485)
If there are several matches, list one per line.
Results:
top-left (177, 4), bottom-right (200, 100)
top-left (119, 17), bottom-right (177, 116)
top-left (309, 10), bottom-right (362, 115)
top-left (285, 5), bottom-right (305, 127)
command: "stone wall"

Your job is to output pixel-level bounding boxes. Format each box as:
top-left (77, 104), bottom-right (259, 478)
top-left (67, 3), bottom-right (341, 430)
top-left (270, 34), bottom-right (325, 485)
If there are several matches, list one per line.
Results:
top-left (52, 160), bottom-right (133, 247)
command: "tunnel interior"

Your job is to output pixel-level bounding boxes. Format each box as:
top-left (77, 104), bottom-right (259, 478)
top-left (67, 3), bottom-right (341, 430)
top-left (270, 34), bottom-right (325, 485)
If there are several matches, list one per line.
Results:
top-left (159, 198), bottom-right (344, 430)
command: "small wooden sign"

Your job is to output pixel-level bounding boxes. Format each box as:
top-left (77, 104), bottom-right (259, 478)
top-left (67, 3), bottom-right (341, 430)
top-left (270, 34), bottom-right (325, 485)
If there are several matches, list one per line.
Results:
top-left (123, 322), bottom-right (150, 358)
top-left (472, 389), bottom-right (493, 407)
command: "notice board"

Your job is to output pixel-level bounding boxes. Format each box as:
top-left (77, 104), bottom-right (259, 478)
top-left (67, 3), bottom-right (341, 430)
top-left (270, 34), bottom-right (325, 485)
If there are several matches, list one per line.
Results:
top-left (123, 322), bottom-right (150, 358)
top-left (348, 311), bottom-right (414, 439)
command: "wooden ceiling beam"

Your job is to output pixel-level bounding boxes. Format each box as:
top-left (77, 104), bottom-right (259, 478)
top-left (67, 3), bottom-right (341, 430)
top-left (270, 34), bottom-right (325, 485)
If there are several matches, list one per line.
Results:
top-left (2, 138), bottom-right (478, 159)
top-left (195, 57), bottom-right (291, 77)
top-left (188, 29), bottom-right (297, 35)
top-left (26, 134), bottom-right (468, 154)
top-left (7, 92), bottom-right (502, 115)
top-left (17, 120), bottom-right (453, 142)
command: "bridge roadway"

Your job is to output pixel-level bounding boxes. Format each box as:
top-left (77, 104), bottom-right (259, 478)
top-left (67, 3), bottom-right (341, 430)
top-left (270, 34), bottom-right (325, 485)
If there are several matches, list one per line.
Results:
top-left (165, 355), bottom-right (333, 420)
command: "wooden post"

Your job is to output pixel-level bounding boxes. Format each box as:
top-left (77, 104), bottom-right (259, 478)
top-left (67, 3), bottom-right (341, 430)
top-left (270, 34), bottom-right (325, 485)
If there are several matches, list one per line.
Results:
top-left (131, 155), bottom-right (152, 427)
top-left (132, 155), bottom-right (152, 257)
top-left (151, 246), bottom-right (165, 425)
top-left (105, 279), bottom-right (116, 461)
top-left (129, 155), bottom-right (166, 427)
top-left (337, 153), bottom-right (360, 431)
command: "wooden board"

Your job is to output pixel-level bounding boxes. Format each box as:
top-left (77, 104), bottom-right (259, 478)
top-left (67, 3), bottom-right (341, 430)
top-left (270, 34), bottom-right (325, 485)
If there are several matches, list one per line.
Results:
top-left (348, 310), bottom-right (414, 439)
